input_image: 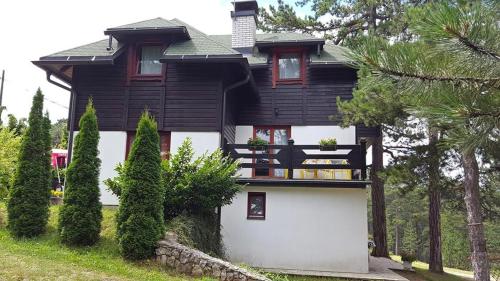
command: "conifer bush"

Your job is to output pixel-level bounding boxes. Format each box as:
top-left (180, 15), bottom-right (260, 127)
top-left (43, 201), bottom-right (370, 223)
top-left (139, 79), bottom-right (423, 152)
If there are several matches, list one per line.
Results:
top-left (7, 89), bottom-right (52, 237)
top-left (58, 100), bottom-right (102, 245)
top-left (116, 111), bottom-right (164, 260)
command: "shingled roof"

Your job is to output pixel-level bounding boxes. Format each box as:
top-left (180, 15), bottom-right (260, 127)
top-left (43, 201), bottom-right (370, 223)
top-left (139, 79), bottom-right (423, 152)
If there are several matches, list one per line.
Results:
top-left (35, 18), bottom-right (351, 66)
top-left (161, 19), bottom-right (242, 60)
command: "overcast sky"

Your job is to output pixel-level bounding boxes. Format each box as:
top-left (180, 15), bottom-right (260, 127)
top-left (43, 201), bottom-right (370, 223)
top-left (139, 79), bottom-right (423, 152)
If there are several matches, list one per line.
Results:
top-left (0, 0), bottom-right (308, 123)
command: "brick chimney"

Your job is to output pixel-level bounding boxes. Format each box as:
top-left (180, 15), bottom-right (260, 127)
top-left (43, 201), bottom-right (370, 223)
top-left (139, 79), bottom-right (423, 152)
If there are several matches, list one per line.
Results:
top-left (231, 0), bottom-right (259, 51)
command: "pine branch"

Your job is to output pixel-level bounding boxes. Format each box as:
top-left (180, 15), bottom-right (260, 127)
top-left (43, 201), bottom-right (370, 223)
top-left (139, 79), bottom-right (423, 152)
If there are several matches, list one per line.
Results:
top-left (444, 26), bottom-right (500, 61)
top-left (364, 56), bottom-right (500, 87)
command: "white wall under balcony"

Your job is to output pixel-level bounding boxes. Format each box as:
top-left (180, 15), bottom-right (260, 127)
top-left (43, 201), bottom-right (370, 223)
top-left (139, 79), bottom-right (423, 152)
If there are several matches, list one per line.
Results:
top-left (291, 126), bottom-right (356, 145)
top-left (170, 131), bottom-right (221, 157)
top-left (221, 186), bottom-right (369, 273)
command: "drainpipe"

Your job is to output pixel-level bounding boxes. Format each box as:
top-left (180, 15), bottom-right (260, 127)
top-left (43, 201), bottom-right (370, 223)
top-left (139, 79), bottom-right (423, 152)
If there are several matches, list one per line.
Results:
top-left (220, 65), bottom-right (251, 147)
top-left (217, 63), bottom-right (252, 246)
top-left (46, 72), bottom-right (75, 165)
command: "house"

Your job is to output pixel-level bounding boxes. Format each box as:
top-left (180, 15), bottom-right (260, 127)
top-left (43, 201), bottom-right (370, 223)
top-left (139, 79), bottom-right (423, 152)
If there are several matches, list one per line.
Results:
top-left (33, 0), bottom-right (378, 275)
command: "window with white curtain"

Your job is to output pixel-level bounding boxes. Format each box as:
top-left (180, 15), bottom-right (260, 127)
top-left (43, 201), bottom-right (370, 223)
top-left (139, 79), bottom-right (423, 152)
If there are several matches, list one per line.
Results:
top-left (138, 45), bottom-right (163, 75)
top-left (278, 53), bottom-right (301, 80)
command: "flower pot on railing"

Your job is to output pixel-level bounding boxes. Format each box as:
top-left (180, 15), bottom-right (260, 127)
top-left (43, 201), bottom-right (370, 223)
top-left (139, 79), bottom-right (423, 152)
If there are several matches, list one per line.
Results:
top-left (247, 137), bottom-right (269, 152)
top-left (319, 138), bottom-right (337, 151)
top-left (249, 145), bottom-right (268, 152)
top-left (319, 145), bottom-right (337, 151)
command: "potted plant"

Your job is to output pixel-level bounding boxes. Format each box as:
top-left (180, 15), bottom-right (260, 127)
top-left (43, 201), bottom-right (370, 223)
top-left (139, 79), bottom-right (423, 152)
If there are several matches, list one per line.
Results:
top-left (319, 138), bottom-right (337, 151)
top-left (50, 190), bottom-right (64, 205)
top-left (400, 250), bottom-right (416, 271)
top-left (247, 137), bottom-right (269, 151)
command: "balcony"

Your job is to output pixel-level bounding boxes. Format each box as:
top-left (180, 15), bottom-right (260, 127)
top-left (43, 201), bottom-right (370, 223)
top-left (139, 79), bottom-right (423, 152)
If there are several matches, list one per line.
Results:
top-left (223, 139), bottom-right (370, 188)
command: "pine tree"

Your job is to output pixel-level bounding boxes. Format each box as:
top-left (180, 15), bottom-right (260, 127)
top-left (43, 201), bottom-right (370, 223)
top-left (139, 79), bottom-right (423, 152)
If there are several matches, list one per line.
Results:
top-left (349, 2), bottom-right (499, 280)
top-left (58, 100), bottom-right (102, 246)
top-left (116, 111), bottom-right (164, 260)
top-left (7, 89), bottom-right (52, 237)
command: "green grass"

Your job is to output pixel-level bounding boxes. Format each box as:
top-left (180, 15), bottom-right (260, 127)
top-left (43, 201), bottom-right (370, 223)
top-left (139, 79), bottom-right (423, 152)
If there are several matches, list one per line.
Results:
top-left (0, 202), bottom-right (196, 281)
top-left (391, 255), bottom-right (473, 281)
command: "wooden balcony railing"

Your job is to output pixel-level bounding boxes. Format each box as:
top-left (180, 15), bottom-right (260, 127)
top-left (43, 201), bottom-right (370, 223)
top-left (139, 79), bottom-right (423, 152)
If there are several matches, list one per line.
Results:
top-left (223, 139), bottom-right (367, 181)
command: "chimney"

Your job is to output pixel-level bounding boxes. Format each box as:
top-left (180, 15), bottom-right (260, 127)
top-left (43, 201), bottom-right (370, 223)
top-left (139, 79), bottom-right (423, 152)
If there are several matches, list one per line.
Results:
top-left (231, 0), bottom-right (259, 51)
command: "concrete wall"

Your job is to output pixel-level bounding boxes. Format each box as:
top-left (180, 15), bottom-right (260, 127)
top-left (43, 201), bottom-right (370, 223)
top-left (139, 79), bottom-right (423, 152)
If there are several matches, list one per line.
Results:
top-left (77, 131), bottom-right (126, 206)
top-left (170, 132), bottom-right (221, 157)
top-left (221, 186), bottom-right (369, 273)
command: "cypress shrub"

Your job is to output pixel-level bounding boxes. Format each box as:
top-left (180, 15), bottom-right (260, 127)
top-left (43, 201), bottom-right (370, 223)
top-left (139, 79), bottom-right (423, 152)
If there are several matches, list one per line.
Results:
top-left (117, 111), bottom-right (164, 260)
top-left (58, 100), bottom-right (102, 245)
top-left (7, 89), bottom-right (52, 237)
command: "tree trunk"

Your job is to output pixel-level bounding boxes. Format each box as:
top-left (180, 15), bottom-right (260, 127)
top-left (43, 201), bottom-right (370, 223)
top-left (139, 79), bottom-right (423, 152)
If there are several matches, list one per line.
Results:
top-left (371, 130), bottom-right (389, 257)
top-left (428, 127), bottom-right (443, 273)
top-left (395, 224), bottom-right (399, 256)
top-left (462, 150), bottom-right (490, 281)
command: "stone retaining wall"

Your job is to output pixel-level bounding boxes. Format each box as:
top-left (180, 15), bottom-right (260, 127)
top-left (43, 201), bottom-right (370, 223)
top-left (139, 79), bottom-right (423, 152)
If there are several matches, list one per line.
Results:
top-left (156, 233), bottom-right (270, 281)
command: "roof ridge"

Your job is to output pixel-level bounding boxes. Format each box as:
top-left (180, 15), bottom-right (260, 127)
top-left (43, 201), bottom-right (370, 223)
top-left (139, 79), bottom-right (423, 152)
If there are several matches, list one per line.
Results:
top-left (108, 17), bottom-right (177, 29)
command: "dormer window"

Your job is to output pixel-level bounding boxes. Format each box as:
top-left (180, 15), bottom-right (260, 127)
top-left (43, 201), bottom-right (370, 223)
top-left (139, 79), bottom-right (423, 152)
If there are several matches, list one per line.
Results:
top-left (278, 53), bottom-right (301, 79)
top-left (272, 48), bottom-right (306, 87)
top-left (137, 45), bottom-right (163, 75)
top-left (127, 43), bottom-right (165, 82)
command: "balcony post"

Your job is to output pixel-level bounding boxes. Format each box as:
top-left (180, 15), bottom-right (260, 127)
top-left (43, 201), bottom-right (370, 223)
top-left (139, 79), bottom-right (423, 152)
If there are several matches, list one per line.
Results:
top-left (287, 139), bottom-right (294, 179)
top-left (360, 138), bottom-right (367, 180)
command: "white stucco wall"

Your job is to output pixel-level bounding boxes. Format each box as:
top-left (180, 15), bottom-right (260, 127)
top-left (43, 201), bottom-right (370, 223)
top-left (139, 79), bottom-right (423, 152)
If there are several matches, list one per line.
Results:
top-left (221, 186), bottom-right (369, 273)
top-left (170, 131), bottom-right (221, 157)
top-left (71, 131), bottom-right (127, 205)
top-left (291, 125), bottom-right (356, 145)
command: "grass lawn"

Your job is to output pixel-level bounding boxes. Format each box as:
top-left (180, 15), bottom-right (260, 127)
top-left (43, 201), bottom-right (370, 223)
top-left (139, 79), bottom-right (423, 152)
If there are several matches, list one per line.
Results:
top-left (0, 202), bottom-right (202, 281)
top-left (391, 255), bottom-right (473, 281)
top-left (0, 201), bottom-right (477, 281)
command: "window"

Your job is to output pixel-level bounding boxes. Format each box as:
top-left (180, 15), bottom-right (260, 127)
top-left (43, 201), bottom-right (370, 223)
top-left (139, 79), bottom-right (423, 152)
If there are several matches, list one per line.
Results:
top-left (126, 131), bottom-right (170, 160)
top-left (253, 126), bottom-right (291, 178)
top-left (278, 53), bottom-right (301, 80)
top-left (247, 192), bottom-right (266, 220)
top-left (127, 43), bottom-right (165, 82)
top-left (137, 45), bottom-right (163, 75)
top-left (272, 48), bottom-right (305, 87)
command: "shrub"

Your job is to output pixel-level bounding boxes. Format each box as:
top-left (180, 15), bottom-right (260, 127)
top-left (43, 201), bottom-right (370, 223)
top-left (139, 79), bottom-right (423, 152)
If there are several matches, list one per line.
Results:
top-left (51, 190), bottom-right (64, 198)
top-left (165, 213), bottom-right (222, 257)
top-left (7, 89), bottom-right (52, 237)
top-left (116, 111), bottom-right (164, 260)
top-left (58, 100), bottom-right (102, 246)
top-left (0, 127), bottom-right (21, 195)
top-left (401, 250), bottom-right (417, 263)
top-left (162, 138), bottom-right (241, 219)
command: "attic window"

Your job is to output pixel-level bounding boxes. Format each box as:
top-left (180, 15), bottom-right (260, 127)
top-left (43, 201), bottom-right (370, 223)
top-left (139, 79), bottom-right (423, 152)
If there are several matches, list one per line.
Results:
top-left (137, 45), bottom-right (163, 74)
top-left (128, 43), bottom-right (165, 82)
top-left (278, 53), bottom-right (301, 79)
top-left (272, 48), bottom-right (306, 87)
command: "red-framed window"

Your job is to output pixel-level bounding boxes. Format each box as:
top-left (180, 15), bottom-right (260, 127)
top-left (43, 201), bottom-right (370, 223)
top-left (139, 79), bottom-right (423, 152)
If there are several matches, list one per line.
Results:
top-left (272, 48), bottom-right (307, 88)
top-left (247, 192), bottom-right (266, 220)
top-left (125, 131), bottom-right (171, 160)
top-left (253, 126), bottom-right (291, 178)
top-left (127, 43), bottom-right (166, 82)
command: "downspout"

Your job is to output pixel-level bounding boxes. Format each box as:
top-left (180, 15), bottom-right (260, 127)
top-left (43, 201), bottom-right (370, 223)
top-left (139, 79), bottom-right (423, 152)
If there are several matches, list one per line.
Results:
top-left (217, 63), bottom-right (252, 246)
top-left (220, 64), bottom-right (251, 147)
top-left (46, 72), bottom-right (75, 165)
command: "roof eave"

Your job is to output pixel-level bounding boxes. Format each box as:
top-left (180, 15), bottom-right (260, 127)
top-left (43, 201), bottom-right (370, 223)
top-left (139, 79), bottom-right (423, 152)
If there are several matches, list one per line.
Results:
top-left (160, 54), bottom-right (244, 63)
top-left (309, 61), bottom-right (355, 69)
top-left (104, 26), bottom-right (190, 39)
top-left (255, 40), bottom-right (325, 48)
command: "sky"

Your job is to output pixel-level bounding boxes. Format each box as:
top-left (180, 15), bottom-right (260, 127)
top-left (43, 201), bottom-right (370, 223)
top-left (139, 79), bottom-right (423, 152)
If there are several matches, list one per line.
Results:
top-left (0, 0), bottom-right (309, 123)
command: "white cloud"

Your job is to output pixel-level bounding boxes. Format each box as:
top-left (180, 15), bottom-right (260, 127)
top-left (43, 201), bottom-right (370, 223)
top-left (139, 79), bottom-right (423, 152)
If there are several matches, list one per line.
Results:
top-left (0, 0), bottom-right (238, 122)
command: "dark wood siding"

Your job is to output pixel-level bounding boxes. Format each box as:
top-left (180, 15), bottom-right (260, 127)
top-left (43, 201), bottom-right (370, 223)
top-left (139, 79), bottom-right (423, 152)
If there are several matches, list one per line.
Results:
top-left (164, 64), bottom-right (222, 131)
top-left (236, 64), bottom-right (357, 126)
top-left (73, 54), bottom-right (224, 132)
